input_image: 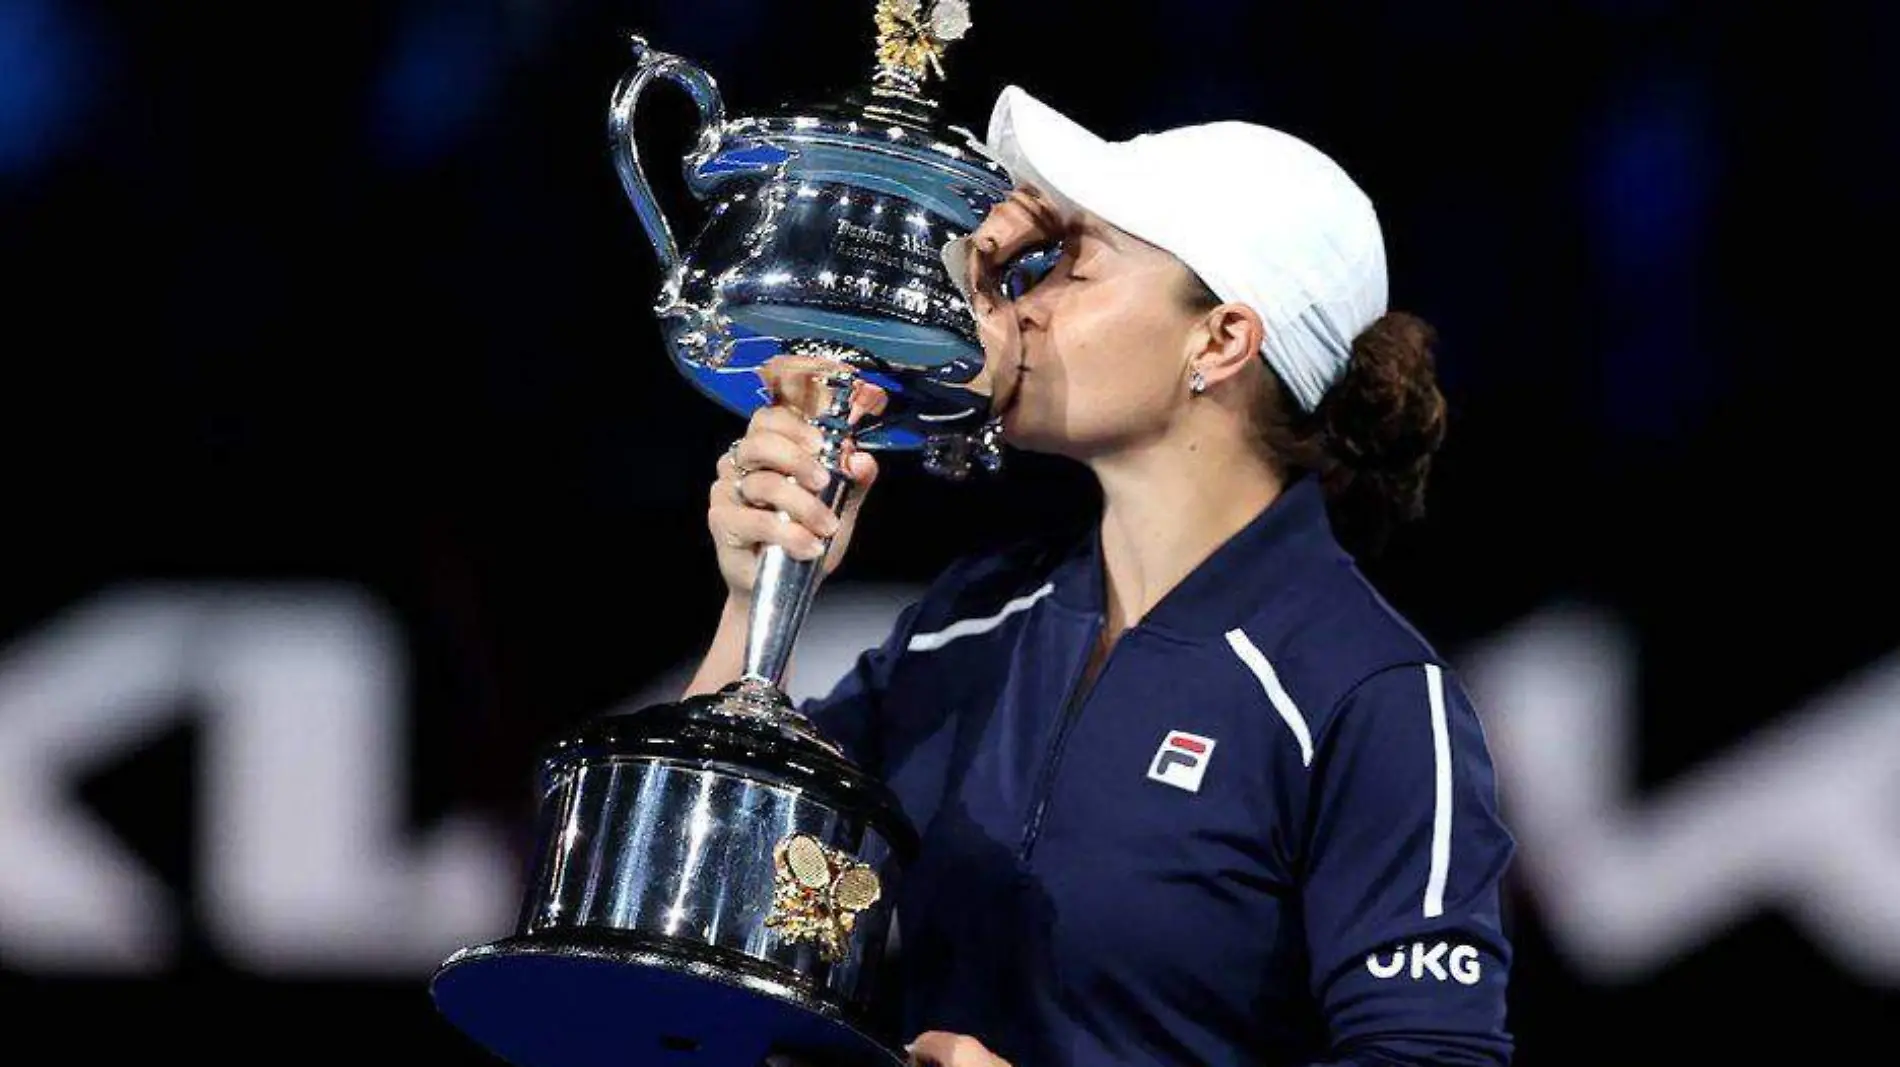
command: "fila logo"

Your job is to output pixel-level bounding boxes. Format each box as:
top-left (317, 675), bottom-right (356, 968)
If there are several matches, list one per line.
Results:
top-left (1147, 730), bottom-right (1217, 793)
top-left (1365, 942), bottom-right (1484, 985)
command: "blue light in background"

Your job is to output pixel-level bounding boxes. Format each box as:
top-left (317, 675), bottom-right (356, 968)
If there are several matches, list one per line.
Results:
top-left (1585, 70), bottom-right (1716, 444)
top-left (369, 2), bottom-right (507, 169)
top-left (0, 0), bottom-right (91, 178)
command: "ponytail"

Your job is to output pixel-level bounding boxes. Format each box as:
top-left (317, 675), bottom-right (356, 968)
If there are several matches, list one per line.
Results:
top-left (1250, 311), bottom-right (1448, 558)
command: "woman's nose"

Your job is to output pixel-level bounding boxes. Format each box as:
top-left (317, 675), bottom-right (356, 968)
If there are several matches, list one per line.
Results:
top-left (1015, 287), bottom-right (1052, 332)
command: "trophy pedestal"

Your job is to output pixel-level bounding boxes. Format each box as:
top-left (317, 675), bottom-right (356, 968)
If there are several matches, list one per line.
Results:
top-left (434, 933), bottom-right (904, 1067)
top-left (431, 689), bottom-right (918, 1067)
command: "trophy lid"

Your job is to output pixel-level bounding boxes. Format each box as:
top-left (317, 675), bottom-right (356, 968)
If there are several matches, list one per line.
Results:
top-left (716, 1), bottom-right (1008, 190)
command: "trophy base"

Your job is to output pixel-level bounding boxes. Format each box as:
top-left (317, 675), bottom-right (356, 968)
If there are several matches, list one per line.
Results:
top-left (431, 933), bottom-right (907, 1067)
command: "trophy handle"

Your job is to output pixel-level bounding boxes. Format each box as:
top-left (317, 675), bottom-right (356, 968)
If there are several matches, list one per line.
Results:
top-left (607, 34), bottom-right (727, 279)
top-left (741, 364), bottom-right (861, 691)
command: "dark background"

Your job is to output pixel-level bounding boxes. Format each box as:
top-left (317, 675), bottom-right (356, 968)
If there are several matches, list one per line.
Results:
top-left (3, 0), bottom-right (1896, 1062)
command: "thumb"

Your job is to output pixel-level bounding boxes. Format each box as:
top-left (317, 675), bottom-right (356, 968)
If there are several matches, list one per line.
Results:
top-left (843, 447), bottom-right (878, 497)
top-left (838, 449), bottom-right (877, 523)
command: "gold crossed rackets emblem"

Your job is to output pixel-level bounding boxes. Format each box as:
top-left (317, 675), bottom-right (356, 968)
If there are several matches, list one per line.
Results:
top-left (764, 833), bottom-right (884, 962)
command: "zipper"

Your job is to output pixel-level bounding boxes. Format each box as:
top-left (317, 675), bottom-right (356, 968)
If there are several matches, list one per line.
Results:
top-left (1018, 612), bottom-right (1112, 863)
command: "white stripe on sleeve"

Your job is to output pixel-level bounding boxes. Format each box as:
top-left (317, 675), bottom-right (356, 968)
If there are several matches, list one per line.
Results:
top-left (1424, 663), bottom-right (1452, 919)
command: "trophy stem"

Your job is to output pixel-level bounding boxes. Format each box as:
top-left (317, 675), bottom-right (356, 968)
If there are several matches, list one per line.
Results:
top-left (740, 362), bottom-right (861, 695)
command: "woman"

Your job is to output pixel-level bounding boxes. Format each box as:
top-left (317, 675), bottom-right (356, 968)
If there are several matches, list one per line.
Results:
top-left (686, 85), bottom-right (1515, 1067)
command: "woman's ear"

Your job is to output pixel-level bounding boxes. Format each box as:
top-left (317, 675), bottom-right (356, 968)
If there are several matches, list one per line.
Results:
top-left (1188, 303), bottom-right (1266, 390)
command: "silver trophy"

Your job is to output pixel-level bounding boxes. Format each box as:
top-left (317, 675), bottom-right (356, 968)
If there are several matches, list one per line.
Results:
top-left (430, 4), bottom-right (1011, 1067)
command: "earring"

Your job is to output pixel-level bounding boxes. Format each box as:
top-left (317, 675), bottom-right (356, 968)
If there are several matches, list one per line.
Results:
top-left (1188, 369), bottom-right (1206, 395)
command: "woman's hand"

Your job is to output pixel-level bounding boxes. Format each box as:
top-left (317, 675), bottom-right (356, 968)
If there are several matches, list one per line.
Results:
top-left (906, 1031), bottom-right (1012, 1067)
top-left (758, 1030), bottom-right (1010, 1067)
top-left (955, 187), bottom-right (1069, 414)
top-left (707, 354), bottom-right (886, 599)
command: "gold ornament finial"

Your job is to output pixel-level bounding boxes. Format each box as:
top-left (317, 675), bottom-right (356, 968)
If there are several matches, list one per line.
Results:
top-left (874, 0), bottom-right (971, 91)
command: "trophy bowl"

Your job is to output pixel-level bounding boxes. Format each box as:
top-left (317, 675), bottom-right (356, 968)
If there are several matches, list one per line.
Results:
top-left (430, 5), bottom-right (1012, 1067)
top-left (613, 0), bottom-right (1012, 474)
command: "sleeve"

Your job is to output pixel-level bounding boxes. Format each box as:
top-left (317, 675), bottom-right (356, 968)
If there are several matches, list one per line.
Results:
top-left (1294, 662), bottom-right (1516, 1067)
top-left (791, 595), bottom-right (926, 774)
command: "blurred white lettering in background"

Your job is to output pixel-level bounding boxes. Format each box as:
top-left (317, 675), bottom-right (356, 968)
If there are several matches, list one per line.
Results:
top-left (0, 583), bottom-right (1893, 986)
top-left (1463, 606), bottom-right (1900, 986)
top-left (0, 585), bottom-right (514, 974)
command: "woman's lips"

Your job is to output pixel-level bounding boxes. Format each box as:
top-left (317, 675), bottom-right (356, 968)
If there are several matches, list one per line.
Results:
top-left (1000, 360), bottom-right (1027, 414)
top-left (982, 351), bottom-right (1027, 418)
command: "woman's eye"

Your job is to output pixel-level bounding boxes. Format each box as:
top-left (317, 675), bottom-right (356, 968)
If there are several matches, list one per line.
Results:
top-left (1000, 243), bottom-right (1064, 299)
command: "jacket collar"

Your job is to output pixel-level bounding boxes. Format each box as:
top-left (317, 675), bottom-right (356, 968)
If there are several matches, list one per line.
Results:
top-left (1047, 474), bottom-right (1349, 640)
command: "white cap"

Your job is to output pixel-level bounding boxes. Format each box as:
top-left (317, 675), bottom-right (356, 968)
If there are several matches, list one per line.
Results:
top-left (943, 85), bottom-right (1388, 412)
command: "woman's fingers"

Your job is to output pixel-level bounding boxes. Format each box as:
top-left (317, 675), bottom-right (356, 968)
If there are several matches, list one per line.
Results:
top-left (727, 419), bottom-right (832, 495)
top-left (905, 1031), bottom-right (1011, 1067)
top-left (757, 355), bottom-right (892, 432)
top-left (984, 189), bottom-right (1067, 258)
top-left (710, 424), bottom-right (884, 566)
top-left (833, 448), bottom-right (878, 528)
top-left (709, 486), bottom-right (830, 560)
top-left (843, 447), bottom-right (878, 490)
top-left (966, 188), bottom-right (1069, 303)
top-left (847, 377), bottom-right (890, 424)
top-left (709, 353), bottom-right (890, 589)
top-left (743, 467), bottom-right (841, 539)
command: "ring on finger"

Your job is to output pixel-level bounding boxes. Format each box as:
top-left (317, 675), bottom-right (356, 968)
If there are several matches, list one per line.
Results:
top-left (731, 473), bottom-right (754, 507)
top-left (722, 528), bottom-right (744, 549)
top-left (725, 440), bottom-right (753, 479)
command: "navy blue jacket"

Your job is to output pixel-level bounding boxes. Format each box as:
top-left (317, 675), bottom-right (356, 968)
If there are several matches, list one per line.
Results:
top-left (800, 475), bottom-right (1515, 1066)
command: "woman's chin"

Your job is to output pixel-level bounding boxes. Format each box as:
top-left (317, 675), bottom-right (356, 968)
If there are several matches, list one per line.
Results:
top-left (999, 414), bottom-right (1062, 457)
top-left (998, 408), bottom-right (1035, 447)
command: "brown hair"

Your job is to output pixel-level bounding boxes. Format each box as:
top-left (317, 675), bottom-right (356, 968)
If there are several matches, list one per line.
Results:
top-left (1183, 275), bottom-right (1448, 559)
